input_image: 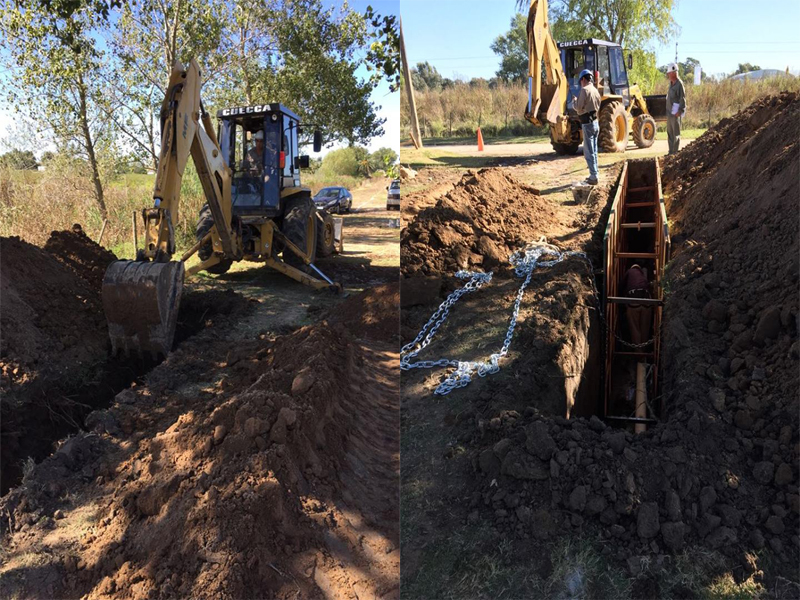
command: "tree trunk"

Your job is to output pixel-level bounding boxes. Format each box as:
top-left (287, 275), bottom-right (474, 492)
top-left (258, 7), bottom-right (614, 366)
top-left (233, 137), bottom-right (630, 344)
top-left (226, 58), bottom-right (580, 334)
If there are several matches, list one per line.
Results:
top-left (77, 77), bottom-right (108, 220)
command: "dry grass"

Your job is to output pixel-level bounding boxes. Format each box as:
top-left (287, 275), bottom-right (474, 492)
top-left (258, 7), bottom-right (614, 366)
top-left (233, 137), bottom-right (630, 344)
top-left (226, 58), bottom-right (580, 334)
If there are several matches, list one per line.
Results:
top-left (0, 165), bottom-right (362, 256)
top-left (403, 76), bottom-right (800, 139)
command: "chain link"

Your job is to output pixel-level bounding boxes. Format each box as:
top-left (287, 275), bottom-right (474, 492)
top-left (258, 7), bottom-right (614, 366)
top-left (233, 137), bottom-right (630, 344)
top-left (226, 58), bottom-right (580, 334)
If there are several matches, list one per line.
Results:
top-left (402, 238), bottom-right (661, 395)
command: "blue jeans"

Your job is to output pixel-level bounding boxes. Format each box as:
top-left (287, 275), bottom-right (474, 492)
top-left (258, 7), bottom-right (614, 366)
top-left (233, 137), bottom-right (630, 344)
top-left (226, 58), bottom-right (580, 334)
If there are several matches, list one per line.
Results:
top-left (582, 121), bottom-right (599, 180)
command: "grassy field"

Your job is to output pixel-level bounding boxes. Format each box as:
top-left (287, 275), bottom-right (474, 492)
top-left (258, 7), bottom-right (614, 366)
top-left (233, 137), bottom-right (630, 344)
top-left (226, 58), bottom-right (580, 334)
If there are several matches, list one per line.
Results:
top-left (0, 167), bottom-right (364, 256)
top-left (403, 76), bottom-right (800, 140)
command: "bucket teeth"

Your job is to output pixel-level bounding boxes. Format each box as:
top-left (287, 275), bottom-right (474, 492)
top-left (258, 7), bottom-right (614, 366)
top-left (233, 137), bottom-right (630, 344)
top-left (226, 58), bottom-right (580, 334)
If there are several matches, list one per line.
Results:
top-left (102, 260), bottom-right (185, 358)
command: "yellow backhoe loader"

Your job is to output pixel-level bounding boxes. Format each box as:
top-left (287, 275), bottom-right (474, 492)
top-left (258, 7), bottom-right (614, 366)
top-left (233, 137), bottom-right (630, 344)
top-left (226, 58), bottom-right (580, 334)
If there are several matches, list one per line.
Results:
top-left (102, 59), bottom-right (339, 357)
top-left (525, 0), bottom-right (667, 154)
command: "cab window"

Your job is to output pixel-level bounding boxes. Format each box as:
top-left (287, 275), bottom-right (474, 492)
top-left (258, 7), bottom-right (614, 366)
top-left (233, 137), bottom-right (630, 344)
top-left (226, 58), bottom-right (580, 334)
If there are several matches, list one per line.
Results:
top-left (609, 46), bottom-right (629, 88)
top-left (597, 45), bottom-right (610, 88)
top-left (282, 115), bottom-right (294, 179)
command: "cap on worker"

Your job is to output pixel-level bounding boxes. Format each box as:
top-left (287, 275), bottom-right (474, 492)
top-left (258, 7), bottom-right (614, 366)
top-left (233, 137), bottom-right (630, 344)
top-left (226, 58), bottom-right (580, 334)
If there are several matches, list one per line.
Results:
top-left (666, 63), bottom-right (679, 74)
top-left (252, 130), bottom-right (264, 140)
top-left (579, 69), bottom-right (593, 82)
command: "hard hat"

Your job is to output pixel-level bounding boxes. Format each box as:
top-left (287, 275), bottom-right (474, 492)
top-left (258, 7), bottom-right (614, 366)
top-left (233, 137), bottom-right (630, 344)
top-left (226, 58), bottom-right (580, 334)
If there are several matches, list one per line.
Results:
top-left (252, 130), bottom-right (264, 140)
top-left (667, 63), bottom-right (679, 74)
top-left (579, 69), bottom-right (593, 81)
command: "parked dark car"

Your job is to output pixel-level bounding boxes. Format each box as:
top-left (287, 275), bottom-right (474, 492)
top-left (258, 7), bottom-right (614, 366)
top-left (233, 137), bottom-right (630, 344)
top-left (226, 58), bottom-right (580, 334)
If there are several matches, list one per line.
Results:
top-left (313, 186), bottom-right (352, 214)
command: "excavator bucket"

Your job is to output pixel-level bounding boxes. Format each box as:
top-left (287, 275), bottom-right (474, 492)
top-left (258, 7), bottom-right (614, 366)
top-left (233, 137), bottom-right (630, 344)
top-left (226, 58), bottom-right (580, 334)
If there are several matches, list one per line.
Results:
top-left (102, 260), bottom-right (185, 358)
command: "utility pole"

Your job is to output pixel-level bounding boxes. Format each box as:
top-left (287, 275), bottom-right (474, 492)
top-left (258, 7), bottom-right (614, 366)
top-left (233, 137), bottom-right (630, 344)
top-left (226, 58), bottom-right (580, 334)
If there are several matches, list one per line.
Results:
top-left (400, 16), bottom-right (422, 149)
top-left (675, 42), bottom-right (678, 63)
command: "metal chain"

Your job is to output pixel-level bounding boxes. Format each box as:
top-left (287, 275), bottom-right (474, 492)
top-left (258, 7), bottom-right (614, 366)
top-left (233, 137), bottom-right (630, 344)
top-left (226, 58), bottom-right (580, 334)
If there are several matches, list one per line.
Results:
top-left (402, 239), bottom-right (592, 395)
top-left (402, 238), bottom-right (660, 395)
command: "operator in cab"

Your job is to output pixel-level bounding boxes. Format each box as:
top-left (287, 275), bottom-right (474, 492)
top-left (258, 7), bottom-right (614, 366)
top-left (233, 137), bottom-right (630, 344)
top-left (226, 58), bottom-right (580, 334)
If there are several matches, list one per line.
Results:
top-left (241, 130), bottom-right (265, 175)
top-left (575, 69), bottom-right (601, 185)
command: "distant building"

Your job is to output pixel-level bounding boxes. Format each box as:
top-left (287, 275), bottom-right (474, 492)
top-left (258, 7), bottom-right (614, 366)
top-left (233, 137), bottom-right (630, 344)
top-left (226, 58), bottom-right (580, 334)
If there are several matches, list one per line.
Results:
top-left (728, 69), bottom-right (793, 81)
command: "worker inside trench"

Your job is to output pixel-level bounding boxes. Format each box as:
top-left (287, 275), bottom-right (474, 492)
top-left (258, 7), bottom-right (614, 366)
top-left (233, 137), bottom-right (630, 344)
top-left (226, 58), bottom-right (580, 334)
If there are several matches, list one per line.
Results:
top-left (0, 289), bottom-right (235, 495)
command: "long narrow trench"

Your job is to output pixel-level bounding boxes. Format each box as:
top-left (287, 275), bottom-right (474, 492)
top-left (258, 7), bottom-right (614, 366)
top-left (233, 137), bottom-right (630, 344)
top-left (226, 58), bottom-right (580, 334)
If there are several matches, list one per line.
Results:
top-left (569, 158), bottom-right (667, 428)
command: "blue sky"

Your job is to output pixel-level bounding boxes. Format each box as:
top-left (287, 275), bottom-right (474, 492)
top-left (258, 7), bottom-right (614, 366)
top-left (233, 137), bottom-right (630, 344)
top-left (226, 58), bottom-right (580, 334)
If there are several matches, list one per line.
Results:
top-left (401, 0), bottom-right (800, 80)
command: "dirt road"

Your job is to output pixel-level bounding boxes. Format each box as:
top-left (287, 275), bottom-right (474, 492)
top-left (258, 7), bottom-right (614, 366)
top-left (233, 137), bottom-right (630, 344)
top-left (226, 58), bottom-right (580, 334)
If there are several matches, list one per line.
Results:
top-left (425, 138), bottom-right (687, 158)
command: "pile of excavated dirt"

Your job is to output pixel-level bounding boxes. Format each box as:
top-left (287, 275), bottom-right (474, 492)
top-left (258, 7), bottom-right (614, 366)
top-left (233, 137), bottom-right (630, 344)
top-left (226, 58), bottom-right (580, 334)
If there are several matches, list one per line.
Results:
top-left (401, 168), bottom-right (561, 277)
top-left (0, 234), bottom-right (113, 493)
top-left (0, 306), bottom-right (399, 598)
top-left (662, 91), bottom-right (797, 208)
top-left (327, 281), bottom-right (399, 343)
top-left (0, 234), bottom-right (111, 385)
top-left (451, 94), bottom-right (798, 594)
top-left (43, 228), bottom-right (118, 294)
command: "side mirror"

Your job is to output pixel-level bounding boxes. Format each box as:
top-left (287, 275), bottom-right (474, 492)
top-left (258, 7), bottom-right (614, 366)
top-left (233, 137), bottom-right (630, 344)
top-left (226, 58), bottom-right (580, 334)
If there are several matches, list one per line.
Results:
top-left (313, 130), bottom-right (322, 153)
top-left (628, 53), bottom-right (633, 70)
top-left (298, 155), bottom-right (310, 169)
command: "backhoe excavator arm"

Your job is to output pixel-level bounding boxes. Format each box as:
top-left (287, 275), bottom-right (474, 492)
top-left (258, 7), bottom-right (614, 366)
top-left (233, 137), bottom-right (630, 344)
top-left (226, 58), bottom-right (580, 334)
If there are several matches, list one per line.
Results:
top-left (524, 0), bottom-right (568, 130)
top-left (102, 60), bottom-right (239, 359)
top-left (144, 60), bottom-right (238, 263)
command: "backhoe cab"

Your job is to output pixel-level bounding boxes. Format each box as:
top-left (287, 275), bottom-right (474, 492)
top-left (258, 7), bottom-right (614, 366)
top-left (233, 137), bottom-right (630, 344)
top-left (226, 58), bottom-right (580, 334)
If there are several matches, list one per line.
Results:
top-left (102, 60), bottom-right (338, 359)
top-left (525, 0), bottom-right (666, 155)
top-left (197, 104), bottom-right (336, 276)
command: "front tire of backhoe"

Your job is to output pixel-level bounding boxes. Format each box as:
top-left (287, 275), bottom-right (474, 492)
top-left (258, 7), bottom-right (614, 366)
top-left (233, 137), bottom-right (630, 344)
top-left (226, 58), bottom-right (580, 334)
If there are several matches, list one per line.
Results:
top-left (195, 205), bottom-right (232, 275)
top-left (599, 101), bottom-right (629, 152)
top-left (632, 114), bottom-right (657, 149)
top-left (281, 193), bottom-right (317, 271)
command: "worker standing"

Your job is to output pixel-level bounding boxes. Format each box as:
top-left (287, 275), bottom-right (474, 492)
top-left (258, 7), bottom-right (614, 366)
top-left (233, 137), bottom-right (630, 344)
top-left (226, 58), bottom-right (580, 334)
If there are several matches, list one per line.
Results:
top-left (666, 63), bottom-right (687, 155)
top-left (575, 69), bottom-right (601, 185)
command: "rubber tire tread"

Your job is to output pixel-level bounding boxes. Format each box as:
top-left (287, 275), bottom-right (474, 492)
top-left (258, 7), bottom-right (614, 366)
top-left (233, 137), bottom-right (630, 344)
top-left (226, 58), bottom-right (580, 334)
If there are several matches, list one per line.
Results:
top-left (316, 213), bottom-right (335, 258)
top-left (632, 114), bottom-right (656, 149)
top-left (195, 205), bottom-right (232, 275)
top-left (598, 101), bottom-right (628, 153)
top-left (282, 192), bottom-right (317, 270)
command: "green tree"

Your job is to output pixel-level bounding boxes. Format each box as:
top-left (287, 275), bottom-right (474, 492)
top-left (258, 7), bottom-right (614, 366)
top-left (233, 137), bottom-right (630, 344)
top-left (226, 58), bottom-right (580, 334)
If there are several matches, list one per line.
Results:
top-left (525, 0), bottom-right (679, 47)
top-left (0, 149), bottom-right (38, 170)
top-left (368, 147), bottom-right (397, 172)
top-left (1, 0), bottom-right (113, 218)
top-left (363, 6), bottom-right (400, 92)
top-left (412, 62), bottom-right (444, 91)
top-left (491, 13), bottom-right (528, 83)
top-left (320, 146), bottom-right (370, 177)
top-left (734, 63), bottom-right (761, 75)
top-left (111, 0), bottom-right (228, 170)
top-left (211, 0), bottom-right (384, 147)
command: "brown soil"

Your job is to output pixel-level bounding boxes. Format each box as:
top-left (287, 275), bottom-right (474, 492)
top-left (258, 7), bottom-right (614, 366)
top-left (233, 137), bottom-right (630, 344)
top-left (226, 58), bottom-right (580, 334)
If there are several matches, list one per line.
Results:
top-left (44, 228), bottom-right (118, 294)
top-left (401, 168), bottom-right (564, 277)
top-left (327, 282), bottom-right (400, 344)
top-left (0, 315), bottom-right (399, 599)
top-left (400, 95), bottom-right (798, 598)
top-left (0, 233), bottom-right (114, 494)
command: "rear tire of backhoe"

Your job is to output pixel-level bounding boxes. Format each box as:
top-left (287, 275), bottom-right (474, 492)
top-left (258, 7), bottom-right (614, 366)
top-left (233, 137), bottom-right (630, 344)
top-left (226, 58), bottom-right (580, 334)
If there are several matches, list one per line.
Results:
top-left (195, 205), bottom-right (232, 275)
top-left (599, 101), bottom-right (629, 153)
top-left (632, 114), bottom-right (657, 149)
top-left (282, 193), bottom-right (317, 271)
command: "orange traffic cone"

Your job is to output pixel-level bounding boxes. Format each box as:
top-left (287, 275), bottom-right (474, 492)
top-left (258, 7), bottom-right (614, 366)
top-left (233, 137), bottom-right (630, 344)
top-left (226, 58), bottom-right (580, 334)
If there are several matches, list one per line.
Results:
top-left (477, 127), bottom-right (484, 151)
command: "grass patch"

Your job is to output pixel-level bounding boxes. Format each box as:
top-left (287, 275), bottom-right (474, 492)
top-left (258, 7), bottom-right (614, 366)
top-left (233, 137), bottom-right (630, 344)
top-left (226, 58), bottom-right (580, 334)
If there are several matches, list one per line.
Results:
top-left (655, 127), bottom-right (706, 140)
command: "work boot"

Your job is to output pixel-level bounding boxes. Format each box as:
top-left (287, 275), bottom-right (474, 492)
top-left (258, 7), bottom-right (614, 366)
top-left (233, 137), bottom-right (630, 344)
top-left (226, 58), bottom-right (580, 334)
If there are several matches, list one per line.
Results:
top-left (585, 178), bottom-right (598, 185)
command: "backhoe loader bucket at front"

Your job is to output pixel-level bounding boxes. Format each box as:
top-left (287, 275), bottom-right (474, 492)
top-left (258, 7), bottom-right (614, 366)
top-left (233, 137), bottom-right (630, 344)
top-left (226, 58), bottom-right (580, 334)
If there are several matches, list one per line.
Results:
top-left (102, 260), bottom-right (185, 358)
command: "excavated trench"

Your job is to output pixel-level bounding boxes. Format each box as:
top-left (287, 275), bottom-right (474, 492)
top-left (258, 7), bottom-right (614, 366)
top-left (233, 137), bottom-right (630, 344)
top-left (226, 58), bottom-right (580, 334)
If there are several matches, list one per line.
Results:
top-left (0, 289), bottom-right (249, 495)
